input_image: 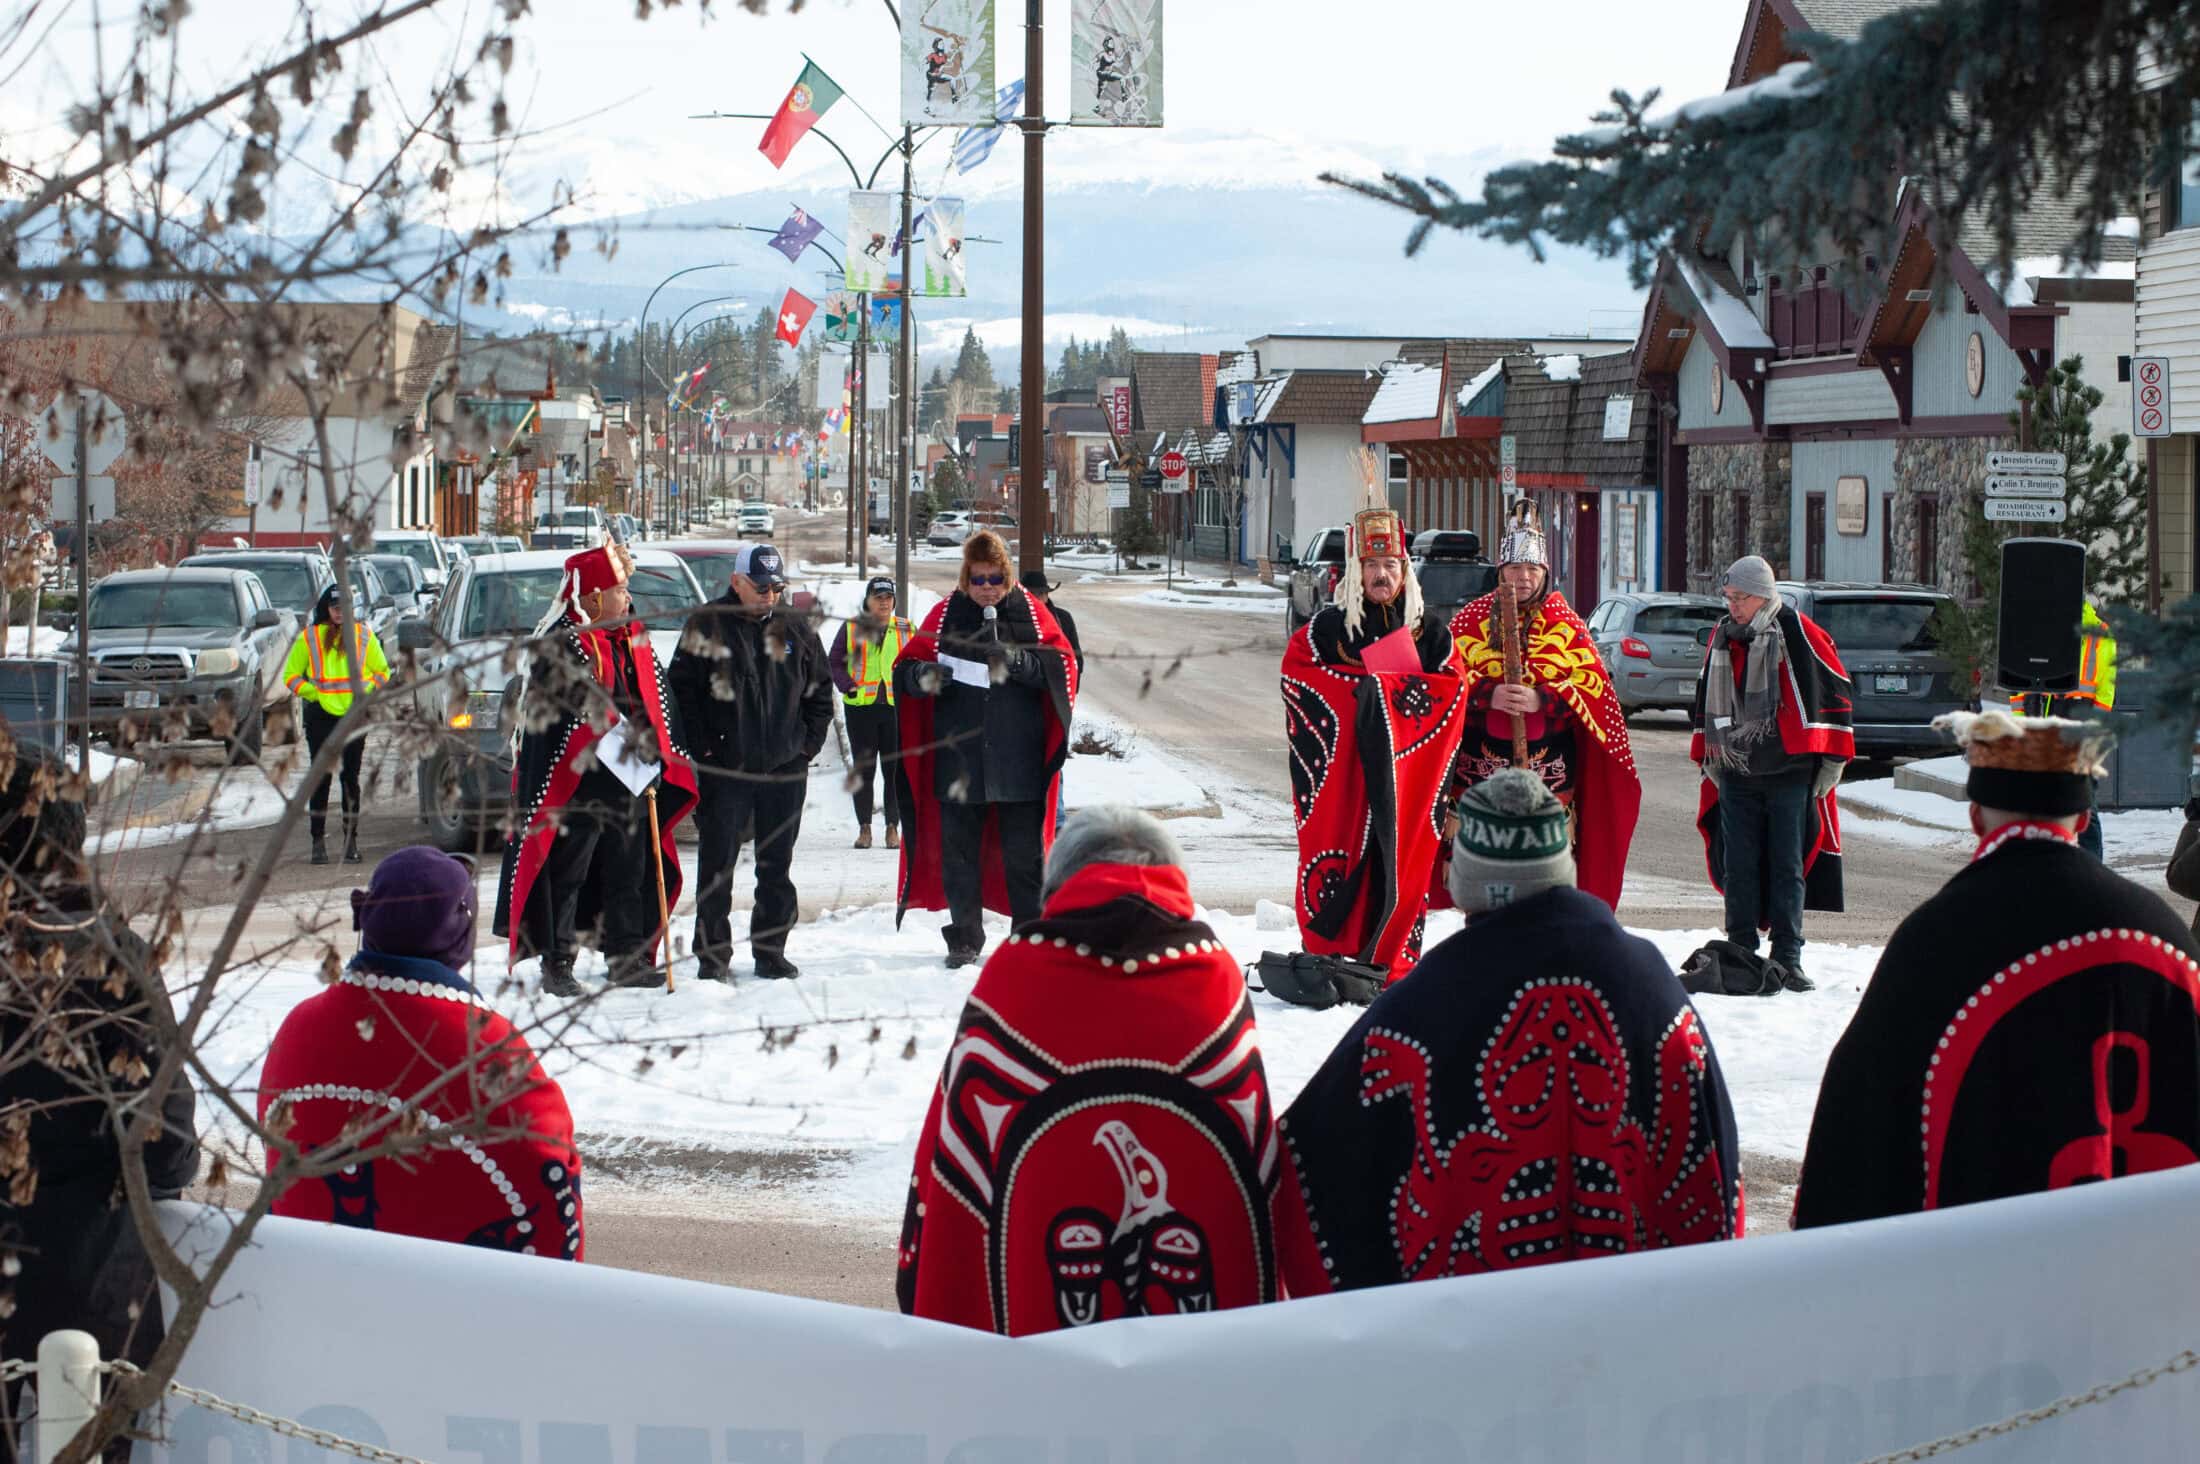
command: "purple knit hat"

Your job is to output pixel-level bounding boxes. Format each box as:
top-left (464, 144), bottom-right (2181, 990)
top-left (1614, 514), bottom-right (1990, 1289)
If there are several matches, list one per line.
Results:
top-left (350, 846), bottom-right (478, 972)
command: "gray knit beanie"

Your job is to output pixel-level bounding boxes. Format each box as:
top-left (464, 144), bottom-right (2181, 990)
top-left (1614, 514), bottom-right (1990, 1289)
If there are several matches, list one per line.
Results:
top-left (1447, 769), bottom-right (1576, 913)
top-left (1722, 555), bottom-right (1779, 602)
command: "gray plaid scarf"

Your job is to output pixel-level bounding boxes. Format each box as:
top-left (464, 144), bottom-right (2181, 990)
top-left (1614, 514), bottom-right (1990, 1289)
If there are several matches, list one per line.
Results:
top-left (1702, 600), bottom-right (1786, 771)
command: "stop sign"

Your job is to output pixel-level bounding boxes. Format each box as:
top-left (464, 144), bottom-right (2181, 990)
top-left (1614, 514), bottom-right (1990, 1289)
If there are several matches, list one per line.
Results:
top-left (1158, 450), bottom-right (1188, 480)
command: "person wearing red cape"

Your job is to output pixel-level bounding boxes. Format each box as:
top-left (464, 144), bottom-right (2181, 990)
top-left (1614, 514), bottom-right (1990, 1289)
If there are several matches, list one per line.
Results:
top-left (492, 544), bottom-right (698, 996)
top-left (898, 807), bottom-right (1279, 1334)
top-left (895, 530), bottom-right (1079, 968)
top-left (1284, 505), bottom-right (1468, 983)
top-left (1446, 518), bottom-right (1640, 908)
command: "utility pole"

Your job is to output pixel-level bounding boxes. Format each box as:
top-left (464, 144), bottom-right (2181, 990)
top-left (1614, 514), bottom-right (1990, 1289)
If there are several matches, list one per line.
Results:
top-left (1017, 0), bottom-right (1046, 578)
top-left (896, 125), bottom-right (917, 614)
top-left (72, 399), bottom-right (88, 779)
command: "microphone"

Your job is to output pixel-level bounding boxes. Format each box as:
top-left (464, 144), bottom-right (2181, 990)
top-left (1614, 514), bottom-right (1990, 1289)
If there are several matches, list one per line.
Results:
top-left (982, 603), bottom-right (998, 643)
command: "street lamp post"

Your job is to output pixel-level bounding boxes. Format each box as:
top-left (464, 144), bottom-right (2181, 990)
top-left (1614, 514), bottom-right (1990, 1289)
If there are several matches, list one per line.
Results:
top-left (637, 263), bottom-right (746, 535)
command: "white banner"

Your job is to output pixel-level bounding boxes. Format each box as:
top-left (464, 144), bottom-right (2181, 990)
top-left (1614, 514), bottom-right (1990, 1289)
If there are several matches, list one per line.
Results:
top-left (846, 191), bottom-right (897, 295)
top-left (902, 0), bottom-right (995, 125)
top-left (138, 1166), bottom-right (2200, 1460)
top-left (1071, 0), bottom-right (1163, 127)
top-left (923, 196), bottom-right (967, 298)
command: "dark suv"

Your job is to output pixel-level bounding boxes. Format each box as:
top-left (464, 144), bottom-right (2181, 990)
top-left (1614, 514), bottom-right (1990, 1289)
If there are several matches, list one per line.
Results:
top-left (1410, 529), bottom-right (1497, 628)
top-left (1279, 526), bottom-right (1347, 632)
top-left (1778, 581), bottom-right (1972, 758)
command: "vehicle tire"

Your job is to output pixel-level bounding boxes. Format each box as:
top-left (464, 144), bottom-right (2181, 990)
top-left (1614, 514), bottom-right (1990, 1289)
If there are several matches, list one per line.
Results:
top-left (421, 752), bottom-right (483, 854)
top-left (225, 697), bottom-right (264, 766)
top-left (1284, 600), bottom-right (1301, 636)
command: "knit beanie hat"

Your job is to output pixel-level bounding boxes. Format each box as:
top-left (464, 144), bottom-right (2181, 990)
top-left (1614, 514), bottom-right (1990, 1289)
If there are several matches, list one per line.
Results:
top-left (1722, 555), bottom-right (1779, 603)
top-left (1447, 769), bottom-right (1576, 913)
top-left (351, 845), bottom-right (478, 972)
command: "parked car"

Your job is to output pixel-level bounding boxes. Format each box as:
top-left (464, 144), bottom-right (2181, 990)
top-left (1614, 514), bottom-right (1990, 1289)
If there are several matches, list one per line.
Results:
top-left (1410, 529), bottom-right (1498, 629)
top-left (736, 503), bottom-right (775, 538)
top-left (656, 540), bottom-right (816, 614)
top-left (362, 552), bottom-right (434, 638)
top-left (1278, 526), bottom-right (1347, 633)
top-left (613, 513), bottom-right (643, 544)
top-left (1777, 581), bottom-right (1971, 759)
top-left (178, 548), bottom-right (335, 622)
top-left (342, 557), bottom-right (402, 642)
top-left (403, 547), bottom-right (705, 852)
top-left (449, 534), bottom-right (526, 559)
top-left (529, 529), bottom-right (588, 552)
top-left (926, 510), bottom-right (973, 547)
top-left (374, 529), bottom-right (455, 591)
top-left (1586, 592), bottom-right (1725, 713)
top-left (59, 567), bottom-right (292, 760)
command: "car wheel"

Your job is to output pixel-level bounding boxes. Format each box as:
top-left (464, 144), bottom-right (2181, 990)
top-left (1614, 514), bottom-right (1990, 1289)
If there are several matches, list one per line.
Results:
top-left (421, 751), bottom-right (485, 854)
top-left (224, 696), bottom-right (264, 766)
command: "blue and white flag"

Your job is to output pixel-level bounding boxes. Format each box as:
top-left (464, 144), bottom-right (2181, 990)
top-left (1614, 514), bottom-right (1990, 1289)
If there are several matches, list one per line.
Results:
top-left (951, 79), bottom-right (1025, 175)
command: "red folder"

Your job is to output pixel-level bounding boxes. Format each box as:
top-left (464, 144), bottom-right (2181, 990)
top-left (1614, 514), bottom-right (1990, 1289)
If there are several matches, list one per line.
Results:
top-left (1360, 627), bottom-right (1422, 675)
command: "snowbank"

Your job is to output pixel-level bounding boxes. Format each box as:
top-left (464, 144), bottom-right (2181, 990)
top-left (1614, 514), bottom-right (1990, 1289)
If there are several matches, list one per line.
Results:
top-left (1130, 586), bottom-right (1285, 616)
top-left (4, 624), bottom-right (66, 657)
top-left (1841, 775), bottom-right (2186, 866)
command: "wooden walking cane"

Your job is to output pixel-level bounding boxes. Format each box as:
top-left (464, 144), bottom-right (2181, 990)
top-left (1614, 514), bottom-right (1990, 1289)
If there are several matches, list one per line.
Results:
top-left (1495, 578), bottom-right (1532, 769)
top-left (647, 785), bottom-right (675, 993)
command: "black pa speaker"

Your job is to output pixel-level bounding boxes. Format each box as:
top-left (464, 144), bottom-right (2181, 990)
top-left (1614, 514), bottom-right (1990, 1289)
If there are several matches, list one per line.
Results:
top-left (1996, 537), bottom-right (2086, 693)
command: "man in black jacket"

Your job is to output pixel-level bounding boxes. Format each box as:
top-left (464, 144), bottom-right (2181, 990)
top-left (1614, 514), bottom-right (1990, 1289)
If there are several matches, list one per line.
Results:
top-left (670, 544), bottom-right (832, 981)
top-left (0, 749), bottom-right (198, 1462)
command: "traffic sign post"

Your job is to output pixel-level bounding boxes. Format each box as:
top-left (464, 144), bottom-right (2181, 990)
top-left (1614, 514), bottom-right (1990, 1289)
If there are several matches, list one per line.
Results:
top-left (1158, 449), bottom-right (1189, 493)
top-left (2134, 357), bottom-right (2171, 439)
top-left (1984, 498), bottom-right (2069, 524)
top-left (1984, 474), bottom-right (2066, 499)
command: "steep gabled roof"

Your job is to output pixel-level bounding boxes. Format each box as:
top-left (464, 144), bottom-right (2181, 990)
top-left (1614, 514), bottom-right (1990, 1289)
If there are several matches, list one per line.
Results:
top-left (1130, 351), bottom-right (1208, 430)
top-left (1260, 369), bottom-right (1381, 426)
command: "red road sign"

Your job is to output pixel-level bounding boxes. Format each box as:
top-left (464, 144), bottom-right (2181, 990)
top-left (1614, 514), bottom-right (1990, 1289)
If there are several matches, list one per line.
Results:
top-left (1158, 450), bottom-right (1189, 480)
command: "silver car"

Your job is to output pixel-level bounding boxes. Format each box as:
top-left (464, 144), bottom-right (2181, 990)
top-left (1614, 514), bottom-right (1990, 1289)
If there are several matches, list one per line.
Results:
top-left (1587, 592), bottom-right (1725, 713)
top-left (61, 567), bottom-right (293, 759)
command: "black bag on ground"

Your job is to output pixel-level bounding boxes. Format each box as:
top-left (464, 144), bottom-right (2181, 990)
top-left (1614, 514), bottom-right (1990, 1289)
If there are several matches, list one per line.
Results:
top-left (1252, 950), bottom-right (1386, 1010)
top-left (1678, 939), bottom-right (1813, 996)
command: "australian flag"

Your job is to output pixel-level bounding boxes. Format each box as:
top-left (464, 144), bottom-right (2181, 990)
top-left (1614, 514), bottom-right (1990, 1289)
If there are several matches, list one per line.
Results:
top-left (951, 80), bottom-right (1025, 176)
top-left (768, 206), bottom-right (825, 263)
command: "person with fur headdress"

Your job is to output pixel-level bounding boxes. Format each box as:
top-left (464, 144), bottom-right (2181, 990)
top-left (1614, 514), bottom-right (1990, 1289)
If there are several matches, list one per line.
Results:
top-left (1793, 711), bottom-right (2200, 1227)
top-left (1281, 502), bottom-right (1468, 980)
top-left (492, 544), bottom-right (697, 997)
top-left (1446, 516), bottom-right (1640, 908)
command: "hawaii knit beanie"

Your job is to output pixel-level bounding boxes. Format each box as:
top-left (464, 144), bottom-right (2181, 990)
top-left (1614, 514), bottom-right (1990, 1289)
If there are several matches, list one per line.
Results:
top-left (1447, 769), bottom-right (1576, 913)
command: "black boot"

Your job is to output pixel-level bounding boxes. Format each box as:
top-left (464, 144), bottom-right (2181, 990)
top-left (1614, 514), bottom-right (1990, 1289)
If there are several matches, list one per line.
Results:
top-left (540, 960), bottom-right (584, 998)
top-left (310, 820), bottom-right (329, 865)
top-left (342, 815), bottom-right (362, 864)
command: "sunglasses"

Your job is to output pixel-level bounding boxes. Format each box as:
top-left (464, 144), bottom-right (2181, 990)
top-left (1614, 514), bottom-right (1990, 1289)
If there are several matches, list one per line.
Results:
top-left (969, 573), bottom-right (1007, 587)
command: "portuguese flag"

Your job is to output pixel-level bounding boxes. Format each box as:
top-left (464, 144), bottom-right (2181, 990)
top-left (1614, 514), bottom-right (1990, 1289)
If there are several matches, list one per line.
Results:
top-left (759, 60), bottom-right (844, 169)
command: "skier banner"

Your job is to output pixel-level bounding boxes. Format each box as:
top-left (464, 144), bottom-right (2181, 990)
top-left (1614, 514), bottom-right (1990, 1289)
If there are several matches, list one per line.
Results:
top-left (1072, 0), bottom-right (1162, 127)
top-left (924, 196), bottom-right (967, 297)
top-left (845, 191), bottom-right (897, 294)
top-left (902, 0), bottom-right (995, 126)
top-left (153, 1167), bottom-right (2200, 1459)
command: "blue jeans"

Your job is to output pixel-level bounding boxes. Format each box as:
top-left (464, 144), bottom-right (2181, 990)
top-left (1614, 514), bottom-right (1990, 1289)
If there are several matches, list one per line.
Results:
top-left (2079, 789), bottom-right (2104, 861)
top-left (1720, 773), bottom-right (1811, 968)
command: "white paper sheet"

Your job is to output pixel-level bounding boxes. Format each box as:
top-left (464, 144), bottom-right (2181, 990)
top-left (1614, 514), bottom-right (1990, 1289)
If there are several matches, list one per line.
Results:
top-left (595, 716), bottom-right (660, 797)
top-left (940, 653), bottom-right (992, 689)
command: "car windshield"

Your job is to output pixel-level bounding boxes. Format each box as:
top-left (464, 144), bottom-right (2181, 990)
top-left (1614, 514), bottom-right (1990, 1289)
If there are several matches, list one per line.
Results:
top-left (216, 561), bottom-right (315, 611)
top-left (498, 538), bottom-right (524, 552)
top-left (1308, 530), bottom-right (1344, 563)
top-left (676, 553), bottom-right (742, 596)
top-left (348, 566), bottom-right (379, 600)
top-left (461, 565), bottom-right (698, 638)
top-left (1813, 597), bottom-right (1943, 652)
top-left (89, 582), bottom-right (238, 630)
top-left (1416, 561), bottom-right (1496, 608)
top-left (365, 556), bottom-right (419, 591)
top-left (1635, 604), bottom-right (1723, 637)
top-left (386, 539), bottom-right (439, 573)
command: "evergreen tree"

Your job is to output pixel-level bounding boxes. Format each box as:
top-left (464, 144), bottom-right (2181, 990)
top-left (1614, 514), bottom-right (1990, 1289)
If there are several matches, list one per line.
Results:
top-left (930, 453), bottom-right (966, 510)
top-left (920, 362), bottom-right (949, 432)
top-left (1117, 481), bottom-right (1161, 563)
top-left (1936, 356), bottom-right (2151, 689)
top-left (952, 327), bottom-right (996, 392)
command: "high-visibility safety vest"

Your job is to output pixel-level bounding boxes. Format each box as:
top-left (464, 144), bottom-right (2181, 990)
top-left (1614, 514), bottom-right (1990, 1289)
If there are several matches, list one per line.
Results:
top-left (844, 619), bottom-right (907, 708)
top-left (283, 624), bottom-right (391, 715)
top-left (2007, 600), bottom-right (2116, 714)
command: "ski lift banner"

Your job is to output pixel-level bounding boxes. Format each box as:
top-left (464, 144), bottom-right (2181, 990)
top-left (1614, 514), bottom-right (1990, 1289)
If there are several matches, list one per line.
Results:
top-left (923, 196), bottom-right (968, 298)
top-left (845, 192), bottom-right (898, 294)
top-left (903, 0), bottom-right (996, 126)
top-left (145, 1165), bottom-right (2200, 1461)
top-left (1072, 0), bottom-right (1163, 126)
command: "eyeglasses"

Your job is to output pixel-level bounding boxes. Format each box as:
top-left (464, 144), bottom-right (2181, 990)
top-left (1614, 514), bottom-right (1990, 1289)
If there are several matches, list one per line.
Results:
top-left (969, 573), bottom-right (1006, 587)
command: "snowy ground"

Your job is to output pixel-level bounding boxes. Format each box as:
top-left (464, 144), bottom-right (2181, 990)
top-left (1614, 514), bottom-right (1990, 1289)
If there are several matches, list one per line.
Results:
top-left (5, 624), bottom-right (66, 657)
top-left (1129, 580), bottom-right (1286, 616)
top-left (1840, 775), bottom-right (2186, 869)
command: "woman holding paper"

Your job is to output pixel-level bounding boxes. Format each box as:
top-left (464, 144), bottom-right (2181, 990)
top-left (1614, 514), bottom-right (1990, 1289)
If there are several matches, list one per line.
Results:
top-left (893, 531), bottom-right (1080, 969)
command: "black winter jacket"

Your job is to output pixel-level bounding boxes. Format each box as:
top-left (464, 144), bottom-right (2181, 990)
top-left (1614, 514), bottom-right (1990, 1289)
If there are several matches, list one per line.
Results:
top-left (897, 588), bottom-right (1058, 804)
top-left (669, 596), bottom-right (833, 775)
top-left (0, 894), bottom-right (200, 1378)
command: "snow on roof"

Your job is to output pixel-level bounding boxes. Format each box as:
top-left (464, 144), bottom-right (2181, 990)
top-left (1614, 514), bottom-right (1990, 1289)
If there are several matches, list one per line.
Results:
top-left (1540, 354), bottom-right (1583, 383)
top-left (1576, 60), bottom-right (1821, 146)
top-left (1363, 361), bottom-right (1442, 425)
top-left (1215, 352), bottom-right (1261, 387)
top-left (1674, 253), bottom-right (1776, 351)
top-left (1458, 358), bottom-right (1504, 410)
top-left (1253, 372), bottom-right (1294, 424)
top-left (1997, 255), bottom-right (2138, 307)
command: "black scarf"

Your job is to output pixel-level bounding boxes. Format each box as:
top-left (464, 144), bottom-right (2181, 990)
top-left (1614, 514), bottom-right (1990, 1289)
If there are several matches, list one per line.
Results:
top-left (938, 587), bottom-right (1038, 659)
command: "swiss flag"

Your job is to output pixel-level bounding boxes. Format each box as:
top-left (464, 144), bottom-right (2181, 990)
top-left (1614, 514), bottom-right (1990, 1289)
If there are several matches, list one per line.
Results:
top-left (775, 289), bottom-right (816, 347)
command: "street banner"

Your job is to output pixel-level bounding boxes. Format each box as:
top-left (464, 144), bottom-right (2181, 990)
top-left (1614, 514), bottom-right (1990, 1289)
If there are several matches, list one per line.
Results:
top-left (758, 60), bottom-right (844, 169)
top-left (923, 196), bottom-right (968, 297)
top-left (151, 1166), bottom-right (2200, 1461)
top-left (870, 296), bottom-right (902, 334)
top-left (1071, 0), bottom-right (1163, 127)
top-left (822, 289), bottom-right (861, 344)
top-left (902, 0), bottom-right (995, 126)
top-left (846, 191), bottom-right (897, 293)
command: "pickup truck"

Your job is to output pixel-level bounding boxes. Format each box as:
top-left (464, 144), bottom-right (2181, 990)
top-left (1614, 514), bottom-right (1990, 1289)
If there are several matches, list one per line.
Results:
top-left (1277, 526), bottom-right (1347, 633)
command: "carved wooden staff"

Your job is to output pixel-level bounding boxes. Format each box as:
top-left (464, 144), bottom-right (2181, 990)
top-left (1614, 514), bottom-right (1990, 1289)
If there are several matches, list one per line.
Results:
top-left (1495, 579), bottom-right (1531, 768)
